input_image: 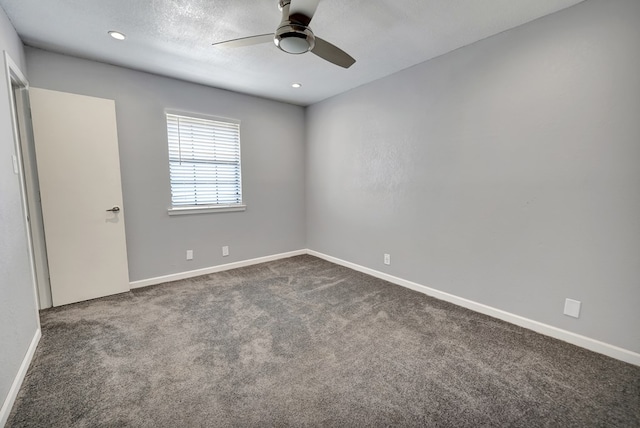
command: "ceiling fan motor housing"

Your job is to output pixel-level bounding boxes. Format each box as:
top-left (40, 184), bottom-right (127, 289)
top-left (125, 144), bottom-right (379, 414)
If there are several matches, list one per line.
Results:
top-left (274, 22), bottom-right (315, 54)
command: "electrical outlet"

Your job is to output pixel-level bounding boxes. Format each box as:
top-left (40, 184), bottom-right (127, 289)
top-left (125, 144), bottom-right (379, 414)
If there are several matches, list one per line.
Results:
top-left (186, 250), bottom-right (193, 260)
top-left (222, 246), bottom-right (229, 257)
top-left (564, 298), bottom-right (581, 318)
top-left (384, 253), bottom-right (391, 265)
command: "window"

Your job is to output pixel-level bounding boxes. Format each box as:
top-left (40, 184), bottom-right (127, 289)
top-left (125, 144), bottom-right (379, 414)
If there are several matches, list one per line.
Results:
top-left (166, 112), bottom-right (245, 215)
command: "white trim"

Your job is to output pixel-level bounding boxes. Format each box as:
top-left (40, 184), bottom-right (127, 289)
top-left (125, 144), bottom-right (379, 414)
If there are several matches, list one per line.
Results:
top-left (167, 204), bottom-right (246, 216)
top-left (130, 250), bottom-right (306, 289)
top-left (0, 328), bottom-right (41, 427)
top-left (127, 248), bottom-right (639, 366)
top-left (307, 250), bottom-right (640, 366)
top-left (3, 52), bottom-right (28, 89)
top-left (164, 109), bottom-right (241, 125)
top-left (4, 52), bottom-right (42, 316)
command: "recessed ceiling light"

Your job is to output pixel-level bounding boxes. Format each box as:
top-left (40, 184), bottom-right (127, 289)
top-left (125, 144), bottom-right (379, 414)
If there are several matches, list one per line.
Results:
top-left (291, 83), bottom-right (302, 88)
top-left (108, 31), bottom-right (126, 40)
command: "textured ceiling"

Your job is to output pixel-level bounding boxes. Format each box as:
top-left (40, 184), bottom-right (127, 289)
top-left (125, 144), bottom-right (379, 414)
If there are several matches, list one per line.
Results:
top-left (0, 0), bottom-right (585, 106)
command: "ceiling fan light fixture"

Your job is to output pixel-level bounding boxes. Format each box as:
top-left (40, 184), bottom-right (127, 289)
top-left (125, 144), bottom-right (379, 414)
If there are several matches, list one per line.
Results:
top-left (274, 23), bottom-right (315, 54)
top-left (108, 31), bottom-right (126, 40)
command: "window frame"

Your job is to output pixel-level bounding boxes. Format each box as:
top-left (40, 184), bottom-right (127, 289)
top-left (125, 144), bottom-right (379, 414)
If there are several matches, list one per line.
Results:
top-left (165, 109), bottom-right (246, 216)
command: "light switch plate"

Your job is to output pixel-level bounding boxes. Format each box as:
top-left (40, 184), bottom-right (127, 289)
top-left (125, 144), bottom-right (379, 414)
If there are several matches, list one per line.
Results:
top-left (12, 155), bottom-right (19, 174)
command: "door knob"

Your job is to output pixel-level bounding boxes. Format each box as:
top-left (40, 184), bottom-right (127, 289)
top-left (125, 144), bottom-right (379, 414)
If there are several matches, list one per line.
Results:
top-left (106, 206), bottom-right (120, 212)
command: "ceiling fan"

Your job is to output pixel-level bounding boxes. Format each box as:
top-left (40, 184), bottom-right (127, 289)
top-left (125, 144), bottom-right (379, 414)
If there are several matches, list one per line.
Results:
top-left (212, 0), bottom-right (356, 69)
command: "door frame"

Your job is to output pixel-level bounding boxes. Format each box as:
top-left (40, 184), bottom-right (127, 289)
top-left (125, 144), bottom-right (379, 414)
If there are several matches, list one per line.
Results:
top-left (4, 51), bottom-right (51, 309)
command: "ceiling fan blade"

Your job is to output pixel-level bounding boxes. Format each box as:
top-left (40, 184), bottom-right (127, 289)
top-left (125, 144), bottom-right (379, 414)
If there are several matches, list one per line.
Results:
top-left (311, 37), bottom-right (356, 69)
top-left (212, 34), bottom-right (274, 48)
top-left (288, 0), bottom-right (320, 26)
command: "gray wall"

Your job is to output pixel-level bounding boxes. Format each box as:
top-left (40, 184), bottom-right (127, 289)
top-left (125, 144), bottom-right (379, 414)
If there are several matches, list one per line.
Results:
top-left (0, 6), bottom-right (39, 414)
top-left (25, 48), bottom-right (306, 285)
top-left (306, 0), bottom-right (640, 353)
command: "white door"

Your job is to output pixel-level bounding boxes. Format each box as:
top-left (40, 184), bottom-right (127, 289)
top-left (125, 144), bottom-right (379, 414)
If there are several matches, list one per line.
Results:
top-left (29, 88), bottom-right (129, 306)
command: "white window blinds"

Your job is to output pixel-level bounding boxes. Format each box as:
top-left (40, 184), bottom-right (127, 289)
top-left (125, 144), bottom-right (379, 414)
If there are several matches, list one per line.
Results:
top-left (167, 113), bottom-right (242, 207)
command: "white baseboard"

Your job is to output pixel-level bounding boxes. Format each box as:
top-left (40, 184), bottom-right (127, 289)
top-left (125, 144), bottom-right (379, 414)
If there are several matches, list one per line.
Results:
top-left (129, 250), bottom-right (307, 289)
top-left (127, 248), bottom-right (639, 366)
top-left (0, 328), bottom-right (41, 427)
top-left (307, 250), bottom-right (640, 367)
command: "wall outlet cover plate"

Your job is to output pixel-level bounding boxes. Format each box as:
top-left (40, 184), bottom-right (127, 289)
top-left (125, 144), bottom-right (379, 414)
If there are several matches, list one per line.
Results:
top-left (564, 298), bottom-right (581, 318)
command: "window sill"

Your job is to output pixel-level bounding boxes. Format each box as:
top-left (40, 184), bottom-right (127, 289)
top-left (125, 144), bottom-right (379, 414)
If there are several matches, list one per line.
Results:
top-left (168, 204), bottom-right (246, 216)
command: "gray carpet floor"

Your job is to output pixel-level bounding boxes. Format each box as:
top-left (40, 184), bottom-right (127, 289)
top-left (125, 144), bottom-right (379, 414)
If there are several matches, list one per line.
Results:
top-left (7, 255), bottom-right (640, 427)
